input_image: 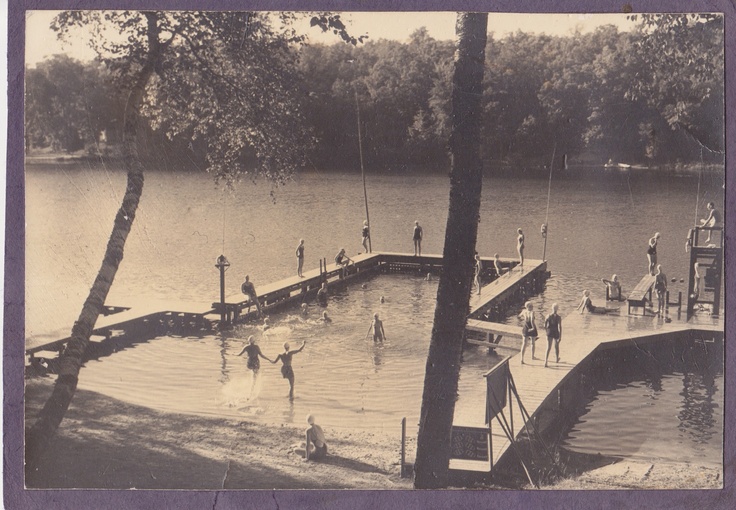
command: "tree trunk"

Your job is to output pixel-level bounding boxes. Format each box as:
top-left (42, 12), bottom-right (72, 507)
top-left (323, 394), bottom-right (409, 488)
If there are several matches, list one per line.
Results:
top-left (25, 13), bottom-right (161, 472)
top-left (414, 12), bottom-right (488, 489)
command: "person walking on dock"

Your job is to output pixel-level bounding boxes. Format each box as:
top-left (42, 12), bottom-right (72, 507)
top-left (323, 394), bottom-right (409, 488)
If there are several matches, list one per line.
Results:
top-left (413, 221), bottom-right (423, 256)
top-left (237, 335), bottom-right (271, 375)
top-left (519, 301), bottom-right (538, 364)
top-left (473, 252), bottom-right (482, 295)
top-left (647, 232), bottom-right (660, 275)
top-left (296, 239), bottom-right (305, 277)
top-left (366, 313), bottom-right (386, 343)
top-left (543, 304), bottom-right (562, 368)
top-left (654, 264), bottom-right (668, 316)
top-left (272, 340), bottom-right (306, 400)
top-left (517, 228), bottom-right (525, 269)
top-left (241, 275), bottom-right (263, 317)
top-left (361, 220), bottom-right (371, 253)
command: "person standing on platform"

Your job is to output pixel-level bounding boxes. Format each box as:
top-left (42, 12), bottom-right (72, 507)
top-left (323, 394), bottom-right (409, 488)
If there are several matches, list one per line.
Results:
top-left (519, 301), bottom-right (538, 364)
top-left (241, 275), bottom-right (263, 317)
top-left (647, 232), bottom-right (660, 275)
top-left (413, 221), bottom-right (423, 256)
top-left (272, 340), bottom-right (306, 400)
top-left (473, 252), bottom-right (482, 295)
top-left (544, 304), bottom-right (562, 367)
top-left (361, 220), bottom-right (371, 253)
top-left (296, 239), bottom-right (305, 277)
top-left (517, 228), bottom-right (525, 269)
top-left (654, 264), bottom-right (668, 316)
top-left (700, 202), bottom-right (721, 244)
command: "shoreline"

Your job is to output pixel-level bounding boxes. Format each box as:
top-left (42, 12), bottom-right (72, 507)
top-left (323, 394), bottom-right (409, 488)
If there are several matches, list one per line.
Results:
top-left (25, 377), bottom-right (721, 490)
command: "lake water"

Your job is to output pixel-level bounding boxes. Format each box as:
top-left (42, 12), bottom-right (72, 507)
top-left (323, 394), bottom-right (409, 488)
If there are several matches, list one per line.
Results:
top-left (25, 164), bottom-right (724, 454)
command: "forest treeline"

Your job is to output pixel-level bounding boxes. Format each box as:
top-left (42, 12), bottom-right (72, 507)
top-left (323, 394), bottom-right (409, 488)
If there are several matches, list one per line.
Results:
top-left (25, 15), bottom-right (724, 171)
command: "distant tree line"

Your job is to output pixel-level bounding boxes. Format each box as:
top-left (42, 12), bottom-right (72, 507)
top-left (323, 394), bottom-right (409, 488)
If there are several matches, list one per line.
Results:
top-left (26, 14), bottom-right (724, 170)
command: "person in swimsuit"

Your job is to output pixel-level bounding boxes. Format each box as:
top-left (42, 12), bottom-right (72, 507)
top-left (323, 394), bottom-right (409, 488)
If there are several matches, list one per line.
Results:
top-left (493, 253), bottom-right (506, 277)
top-left (367, 313), bottom-right (386, 343)
top-left (361, 220), bottom-right (371, 253)
top-left (241, 275), bottom-right (263, 317)
top-left (602, 274), bottom-right (623, 301)
top-left (473, 252), bottom-right (482, 295)
top-left (272, 340), bottom-right (306, 400)
top-left (576, 290), bottom-right (617, 314)
top-left (413, 221), bottom-right (423, 256)
top-left (300, 303), bottom-right (309, 318)
top-left (321, 311), bottom-right (332, 323)
top-left (519, 301), bottom-right (537, 364)
top-left (647, 232), bottom-right (660, 276)
top-left (305, 414), bottom-right (328, 461)
top-left (654, 264), bottom-right (668, 316)
top-left (517, 229), bottom-right (525, 269)
top-left (237, 335), bottom-right (271, 375)
top-left (335, 248), bottom-right (353, 268)
top-left (316, 282), bottom-right (328, 306)
top-left (296, 239), bottom-right (305, 277)
top-left (700, 202), bottom-right (721, 243)
top-left (544, 303), bottom-right (563, 368)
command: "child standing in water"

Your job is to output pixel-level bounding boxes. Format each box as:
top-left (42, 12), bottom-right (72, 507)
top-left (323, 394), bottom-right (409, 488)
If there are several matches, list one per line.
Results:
top-left (272, 340), bottom-right (306, 400)
top-left (367, 313), bottom-right (386, 343)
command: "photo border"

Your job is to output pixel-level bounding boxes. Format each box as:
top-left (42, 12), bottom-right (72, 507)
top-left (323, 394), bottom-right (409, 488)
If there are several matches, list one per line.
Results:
top-left (5, 0), bottom-right (734, 508)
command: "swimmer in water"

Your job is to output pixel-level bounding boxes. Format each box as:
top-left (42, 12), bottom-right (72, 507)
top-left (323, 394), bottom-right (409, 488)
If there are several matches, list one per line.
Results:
top-left (425, 273), bottom-right (432, 281)
top-left (321, 311), bottom-right (332, 323)
top-left (300, 303), bottom-right (309, 317)
top-left (262, 317), bottom-right (271, 331)
top-left (380, 296), bottom-right (385, 304)
top-left (272, 340), bottom-right (306, 400)
top-left (366, 313), bottom-right (386, 343)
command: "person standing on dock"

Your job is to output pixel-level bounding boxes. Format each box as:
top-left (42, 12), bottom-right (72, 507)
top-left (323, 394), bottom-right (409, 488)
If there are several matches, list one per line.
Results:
top-left (361, 220), bottom-right (371, 253)
top-left (517, 229), bottom-right (525, 269)
top-left (473, 252), bottom-right (482, 295)
top-left (647, 232), bottom-right (660, 275)
top-left (367, 313), bottom-right (386, 343)
top-left (519, 301), bottom-right (538, 364)
top-left (543, 304), bottom-right (562, 368)
top-left (413, 221), bottom-right (423, 256)
top-left (654, 264), bottom-right (668, 316)
top-left (241, 275), bottom-right (263, 318)
top-left (237, 335), bottom-right (271, 376)
top-left (296, 239), bottom-right (305, 277)
top-left (272, 340), bottom-right (306, 400)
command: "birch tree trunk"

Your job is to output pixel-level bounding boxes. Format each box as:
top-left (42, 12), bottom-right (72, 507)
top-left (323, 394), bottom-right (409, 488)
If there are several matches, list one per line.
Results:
top-left (413, 12), bottom-right (488, 489)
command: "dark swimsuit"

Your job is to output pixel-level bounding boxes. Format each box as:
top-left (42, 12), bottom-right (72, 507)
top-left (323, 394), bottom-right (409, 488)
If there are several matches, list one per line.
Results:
top-left (647, 241), bottom-right (657, 255)
top-left (413, 227), bottom-right (422, 241)
top-left (545, 313), bottom-right (561, 339)
top-left (244, 344), bottom-right (262, 370)
top-left (362, 226), bottom-right (369, 238)
top-left (296, 246), bottom-right (304, 259)
top-left (521, 312), bottom-right (537, 337)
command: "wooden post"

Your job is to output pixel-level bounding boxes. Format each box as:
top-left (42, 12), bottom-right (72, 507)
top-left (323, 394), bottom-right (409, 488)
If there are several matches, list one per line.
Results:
top-left (400, 417), bottom-right (407, 477)
top-left (215, 255), bottom-right (230, 326)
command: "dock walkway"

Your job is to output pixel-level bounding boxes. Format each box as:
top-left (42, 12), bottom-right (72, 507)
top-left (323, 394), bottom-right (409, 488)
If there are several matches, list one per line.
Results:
top-left (451, 303), bottom-right (723, 475)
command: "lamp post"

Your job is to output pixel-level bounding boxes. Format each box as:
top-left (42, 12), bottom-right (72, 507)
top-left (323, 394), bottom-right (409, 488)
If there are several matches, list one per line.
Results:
top-left (215, 254), bottom-right (230, 325)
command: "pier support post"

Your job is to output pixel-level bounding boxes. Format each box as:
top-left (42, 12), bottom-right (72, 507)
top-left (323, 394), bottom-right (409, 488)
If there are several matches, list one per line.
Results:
top-left (215, 255), bottom-right (230, 326)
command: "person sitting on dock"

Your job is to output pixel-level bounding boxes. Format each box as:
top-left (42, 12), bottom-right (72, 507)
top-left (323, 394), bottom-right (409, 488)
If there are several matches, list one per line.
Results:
top-left (517, 229), bottom-right (525, 270)
top-left (700, 202), bottom-right (721, 244)
top-left (241, 275), bottom-right (263, 317)
top-left (602, 274), bottom-right (623, 301)
top-left (647, 232), bottom-right (660, 276)
top-left (237, 335), bottom-right (271, 375)
top-left (361, 220), bottom-right (371, 253)
top-left (335, 248), bottom-right (353, 269)
top-left (473, 252), bottom-right (482, 295)
top-left (317, 282), bottom-right (328, 306)
top-left (413, 221), bottom-right (423, 256)
top-left (544, 303), bottom-right (562, 368)
top-left (296, 239), bottom-right (305, 277)
top-left (272, 340), bottom-right (306, 400)
top-left (519, 301), bottom-right (538, 364)
top-left (367, 313), bottom-right (386, 343)
top-left (576, 290), bottom-right (617, 314)
top-left (654, 264), bottom-right (668, 317)
top-left (493, 253), bottom-right (506, 277)
top-left (305, 414), bottom-right (328, 461)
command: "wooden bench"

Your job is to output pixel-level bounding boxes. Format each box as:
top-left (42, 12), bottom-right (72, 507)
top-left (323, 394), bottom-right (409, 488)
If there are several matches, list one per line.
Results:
top-left (627, 274), bottom-right (656, 315)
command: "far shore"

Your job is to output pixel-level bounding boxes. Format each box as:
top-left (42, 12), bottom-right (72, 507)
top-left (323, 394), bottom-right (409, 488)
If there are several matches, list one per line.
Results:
top-left (24, 377), bottom-right (721, 491)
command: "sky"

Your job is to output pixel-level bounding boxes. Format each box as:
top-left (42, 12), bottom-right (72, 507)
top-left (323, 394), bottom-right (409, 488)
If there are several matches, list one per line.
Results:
top-left (25, 10), bottom-right (639, 66)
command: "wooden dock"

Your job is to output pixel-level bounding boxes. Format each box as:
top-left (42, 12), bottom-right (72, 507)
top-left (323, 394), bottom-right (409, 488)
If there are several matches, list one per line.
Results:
top-left (450, 302), bottom-right (723, 478)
